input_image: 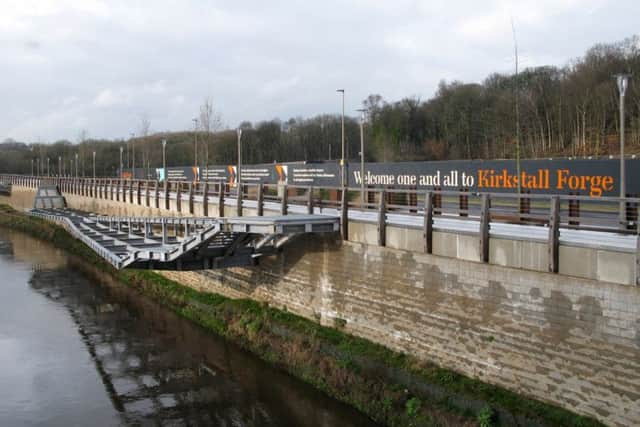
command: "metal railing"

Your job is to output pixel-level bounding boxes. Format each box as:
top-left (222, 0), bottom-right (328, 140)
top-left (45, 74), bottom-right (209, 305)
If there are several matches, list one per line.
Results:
top-left (2, 174), bottom-right (639, 276)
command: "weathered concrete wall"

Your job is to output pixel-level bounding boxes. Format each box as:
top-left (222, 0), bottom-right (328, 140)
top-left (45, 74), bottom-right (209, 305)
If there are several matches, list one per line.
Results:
top-left (3, 186), bottom-right (640, 425)
top-left (162, 237), bottom-right (640, 427)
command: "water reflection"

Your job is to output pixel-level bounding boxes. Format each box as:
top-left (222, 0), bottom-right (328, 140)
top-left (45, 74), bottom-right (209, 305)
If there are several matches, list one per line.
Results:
top-left (0, 229), bottom-right (377, 427)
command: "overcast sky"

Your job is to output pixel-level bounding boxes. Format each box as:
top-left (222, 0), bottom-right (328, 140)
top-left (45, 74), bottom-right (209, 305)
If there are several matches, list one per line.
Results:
top-left (1, 0), bottom-right (638, 143)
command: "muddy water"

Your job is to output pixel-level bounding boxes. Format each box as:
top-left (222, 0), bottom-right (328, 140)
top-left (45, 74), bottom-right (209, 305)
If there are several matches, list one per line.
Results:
top-left (0, 229), bottom-right (377, 426)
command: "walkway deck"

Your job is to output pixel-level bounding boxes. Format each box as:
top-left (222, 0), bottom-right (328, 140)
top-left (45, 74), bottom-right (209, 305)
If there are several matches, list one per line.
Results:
top-left (28, 208), bottom-right (339, 270)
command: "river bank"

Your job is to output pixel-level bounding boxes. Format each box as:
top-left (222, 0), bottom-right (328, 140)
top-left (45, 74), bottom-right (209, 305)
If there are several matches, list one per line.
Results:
top-left (0, 204), bottom-right (605, 427)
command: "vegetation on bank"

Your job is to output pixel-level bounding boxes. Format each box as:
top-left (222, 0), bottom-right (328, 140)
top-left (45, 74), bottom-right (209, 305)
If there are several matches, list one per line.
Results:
top-left (0, 204), bottom-right (605, 427)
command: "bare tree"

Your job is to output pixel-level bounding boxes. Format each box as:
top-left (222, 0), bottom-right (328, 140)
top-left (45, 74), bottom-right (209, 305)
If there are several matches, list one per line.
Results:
top-left (199, 97), bottom-right (223, 180)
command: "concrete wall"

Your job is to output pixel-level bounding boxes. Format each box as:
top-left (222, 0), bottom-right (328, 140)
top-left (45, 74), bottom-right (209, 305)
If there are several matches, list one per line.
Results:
top-left (163, 237), bottom-right (640, 427)
top-left (3, 185), bottom-right (640, 425)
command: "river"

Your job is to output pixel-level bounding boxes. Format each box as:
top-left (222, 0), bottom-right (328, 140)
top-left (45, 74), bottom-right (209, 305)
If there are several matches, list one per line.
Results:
top-left (0, 229), bottom-right (377, 426)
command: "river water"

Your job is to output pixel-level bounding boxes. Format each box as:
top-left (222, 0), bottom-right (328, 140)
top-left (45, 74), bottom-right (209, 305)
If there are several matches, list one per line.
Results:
top-left (0, 229), bottom-right (377, 427)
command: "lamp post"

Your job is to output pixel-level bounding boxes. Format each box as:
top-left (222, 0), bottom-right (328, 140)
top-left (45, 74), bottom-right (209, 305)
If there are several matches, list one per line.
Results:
top-left (119, 146), bottom-right (123, 178)
top-left (47, 157), bottom-right (50, 177)
top-left (58, 156), bottom-right (62, 177)
top-left (31, 159), bottom-right (34, 176)
top-left (192, 118), bottom-right (199, 170)
top-left (75, 153), bottom-right (78, 178)
top-left (615, 74), bottom-right (630, 225)
top-left (237, 128), bottom-right (242, 196)
top-left (130, 133), bottom-right (135, 179)
top-left (37, 158), bottom-right (40, 177)
top-left (162, 139), bottom-right (167, 183)
top-left (92, 151), bottom-right (96, 179)
top-left (356, 108), bottom-right (367, 206)
top-left (336, 89), bottom-right (345, 188)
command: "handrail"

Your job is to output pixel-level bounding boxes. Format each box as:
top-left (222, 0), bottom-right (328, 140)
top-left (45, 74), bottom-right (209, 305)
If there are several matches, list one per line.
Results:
top-left (3, 174), bottom-right (639, 239)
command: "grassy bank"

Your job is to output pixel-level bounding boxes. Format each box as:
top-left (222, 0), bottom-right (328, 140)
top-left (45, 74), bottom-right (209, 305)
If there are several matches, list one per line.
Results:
top-left (0, 204), bottom-right (605, 427)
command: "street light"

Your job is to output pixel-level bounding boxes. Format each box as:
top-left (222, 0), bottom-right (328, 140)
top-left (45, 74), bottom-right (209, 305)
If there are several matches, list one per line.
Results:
top-left (130, 133), bottom-right (135, 179)
top-left (192, 118), bottom-right (199, 170)
top-left (47, 157), bottom-right (50, 177)
top-left (119, 146), bottom-right (123, 178)
top-left (37, 158), bottom-right (40, 177)
top-left (336, 89), bottom-right (345, 188)
top-left (356, 108), bottom-right (367, 206)
top-left (58, 156), bottom-right (61, 177)
top-left (237, 128), bottom-right (242, 195)
top-left (162, 139), bottom-right (167, 183)
top-left (92, 151), bottom-right (96, 179)
top-left (75, 153), bottom-right (79, 178)
top-left (31, 159), bottom-right (34, 176)
top-left (615, 73), bottom-right (630, 225)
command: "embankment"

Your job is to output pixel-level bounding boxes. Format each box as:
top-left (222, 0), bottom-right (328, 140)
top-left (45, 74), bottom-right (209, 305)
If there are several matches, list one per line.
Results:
top-left (0, 204), bottom-right (607, 427)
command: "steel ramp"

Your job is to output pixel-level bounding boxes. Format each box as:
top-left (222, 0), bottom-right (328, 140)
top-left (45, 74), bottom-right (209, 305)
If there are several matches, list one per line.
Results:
top-left (28, 208), bottom-right (339, 271)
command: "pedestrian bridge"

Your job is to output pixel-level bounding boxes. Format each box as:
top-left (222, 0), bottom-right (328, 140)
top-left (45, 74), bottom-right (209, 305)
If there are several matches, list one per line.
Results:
top-left (28, 185), bottom-right (339, 272)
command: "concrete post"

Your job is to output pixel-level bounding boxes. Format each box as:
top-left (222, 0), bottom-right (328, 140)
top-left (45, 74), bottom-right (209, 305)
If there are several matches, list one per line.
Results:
top-left (128, 180), bottom-right (134, 204)
top-left (218, 182), bottom-right (225, 217)
top-left (257, 183), bottom-right (264, 216)
top-left (549, 196), bottom-right (560, 273)
top-left (176, 182), bottom-right (182, 213)
top-left (281, 185), bottom-right (288, 216)
top-left (307, 187), bottom-right (314, 215)
top-left (424, 191), bottom-right (434, 254)
top-left (340, 188), bottom-right (348, 240)
top-left (164, 181), bottom-right (169, 210)
top-left (145, 180), bottom-right (150, 207)
top-left (202, 182), bottom-right (209, 217)
top-left (162, 220), bottom-right (167, 244)
top-left (635, 225), bottom-right (639, 286)
top-left (377, 190), bottom-right (386, 247)
top-left (236, 183), bottom-right (243, 217)
top-left (136, 181), bottom-right (141, 205)
top-left (116, 180), bottom-right (120, 201)
top-left (188, 182), bottom-right (194, 214)
top-left (154, 180), bottom-right (159, 209)
top-left (479, 193), bottom-right (490, 263)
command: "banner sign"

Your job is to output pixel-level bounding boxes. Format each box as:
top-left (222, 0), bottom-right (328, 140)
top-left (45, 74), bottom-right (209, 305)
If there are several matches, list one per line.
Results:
top-left (132, 158), bottom-right (639, 197)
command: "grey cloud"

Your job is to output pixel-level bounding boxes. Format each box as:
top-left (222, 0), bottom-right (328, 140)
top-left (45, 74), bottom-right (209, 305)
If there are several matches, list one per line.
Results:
top-left (1, 0), bottom-right (639, 142)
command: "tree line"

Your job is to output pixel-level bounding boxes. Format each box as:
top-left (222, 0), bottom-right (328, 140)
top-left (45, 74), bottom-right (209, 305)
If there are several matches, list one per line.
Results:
top-left (2, 35), bottom-right (639, 176)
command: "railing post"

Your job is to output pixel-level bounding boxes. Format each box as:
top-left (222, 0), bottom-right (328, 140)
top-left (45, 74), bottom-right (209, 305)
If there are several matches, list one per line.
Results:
top-left (340, 188), bottom-right (348, 240)
top-left (188, 182), bottom-right (194, 214)
top-left (424, 191), bottom-right (434, 254)
top-left (257, 183), bottom-right (264, 216)
top-left (136, 181), bottom-right (141, 205)
top-left (307, 187), bottom-right (314, 215)
top-left (459, 188), bottom-right (469, 217)
top-left (162, 219), bottom-right (167, 244)
top-left (176, 182), bottom-right (182, 212)
top-left (164, 181), bottom-right (169, 210)
top-left (377, 190), bottom-right (386, 246)
top-left (154, 180), bottom-right (159, 209)
top-left (128, 180), bottom-right (134, 204)
top-left (218, 182), bottom-right (225, 217)
top-left (548, 196), bottom-right (560, 273)
top-left (636, 224), bottom-right (639, 286)
top-left (281, 184), bottom-right (288, 215)
top-left (202, 182), bottom-right (209, 217)
top-left (116, 180), bottom-right (120, 201)
top-left (237, 184), bottom-right (243, 217)
top-left (479, 193), bottom-right (490, 263)
top-left (145, 180), bottom-right (150, 207)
